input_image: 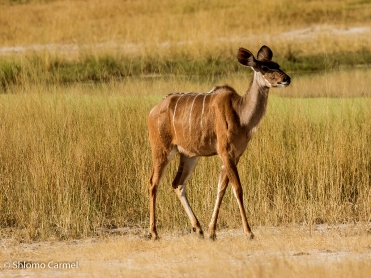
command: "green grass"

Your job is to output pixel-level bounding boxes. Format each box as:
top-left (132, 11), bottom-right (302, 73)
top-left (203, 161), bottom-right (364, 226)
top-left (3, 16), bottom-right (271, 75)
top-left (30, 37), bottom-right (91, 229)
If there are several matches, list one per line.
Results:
top-left (1, 49), bottom-right (371, 91)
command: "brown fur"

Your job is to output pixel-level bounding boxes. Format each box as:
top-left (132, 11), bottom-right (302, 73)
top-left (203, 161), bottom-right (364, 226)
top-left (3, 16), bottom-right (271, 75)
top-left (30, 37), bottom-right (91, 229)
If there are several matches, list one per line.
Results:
top-left (148, 46), bottom-right (291, 240)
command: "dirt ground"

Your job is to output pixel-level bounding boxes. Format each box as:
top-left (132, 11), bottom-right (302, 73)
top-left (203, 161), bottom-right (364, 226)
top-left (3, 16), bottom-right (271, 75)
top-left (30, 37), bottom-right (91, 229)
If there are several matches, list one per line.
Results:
top-left (0, 224), bottom-right (370, 278)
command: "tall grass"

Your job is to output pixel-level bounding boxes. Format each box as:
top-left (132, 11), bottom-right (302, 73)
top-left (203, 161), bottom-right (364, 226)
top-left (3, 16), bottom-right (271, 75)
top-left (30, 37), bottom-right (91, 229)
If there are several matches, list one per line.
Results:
top-left (0, 70), bottom-right (370, 240)
top-left (0, 88), bottom-right (147, 240)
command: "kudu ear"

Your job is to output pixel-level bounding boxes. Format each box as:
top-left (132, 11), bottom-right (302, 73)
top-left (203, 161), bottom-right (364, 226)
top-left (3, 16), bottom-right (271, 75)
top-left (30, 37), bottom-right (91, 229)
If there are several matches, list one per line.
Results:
top-left (237, 47), bottom-right (256, 67)
top-left (257, 45), bottom-right (273, 61)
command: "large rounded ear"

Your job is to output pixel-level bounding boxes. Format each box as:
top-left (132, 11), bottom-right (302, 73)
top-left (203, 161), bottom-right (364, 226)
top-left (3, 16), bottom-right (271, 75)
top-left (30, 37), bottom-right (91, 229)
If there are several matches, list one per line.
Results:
top-left (257, 45), bottom-right (273, 61)
top-left (237, 47), bottom-right (256, 67)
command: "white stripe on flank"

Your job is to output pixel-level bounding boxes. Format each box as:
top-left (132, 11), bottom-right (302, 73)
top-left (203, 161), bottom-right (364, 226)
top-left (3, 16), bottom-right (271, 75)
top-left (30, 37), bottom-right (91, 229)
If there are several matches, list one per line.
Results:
top-left (201, 94), bottom-right (207, 128)
top-left (188, 94), bottom-right (200, 134)
top-left (207, 87), bottom-right (216, 94)
top-left (201, 88), bottom-right (215, 128)
top-left (172, 94), bottom-right (185, 136)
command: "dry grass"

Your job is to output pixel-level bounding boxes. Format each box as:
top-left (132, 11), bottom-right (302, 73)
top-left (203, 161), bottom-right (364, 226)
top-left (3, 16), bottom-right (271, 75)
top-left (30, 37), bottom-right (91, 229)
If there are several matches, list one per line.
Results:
top-left (1, 1), bottom-right (371, 89)
top-left (0, 225), bottom-right (370, 277)
top-left (1, 0), bottom-right (371, 58)
top-left (0, 69), bottom-right (370, 241)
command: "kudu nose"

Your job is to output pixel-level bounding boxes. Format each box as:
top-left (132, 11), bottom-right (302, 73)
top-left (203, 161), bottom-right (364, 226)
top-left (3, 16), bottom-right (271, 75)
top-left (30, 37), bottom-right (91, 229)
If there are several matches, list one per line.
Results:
top-left (283, 75), bottom-right (291, 84)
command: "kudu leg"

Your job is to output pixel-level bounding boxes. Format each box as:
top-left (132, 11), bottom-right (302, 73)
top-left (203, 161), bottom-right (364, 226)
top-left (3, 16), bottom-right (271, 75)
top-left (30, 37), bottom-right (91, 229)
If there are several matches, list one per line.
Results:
top-left (222, 157), bottom-right (254, 239)
top-left (149, 148), bottom-right (176, 240)
top-left (208, 165), bottom-right (229, 240)
top-left (172, 155), bottom-right (203, 237)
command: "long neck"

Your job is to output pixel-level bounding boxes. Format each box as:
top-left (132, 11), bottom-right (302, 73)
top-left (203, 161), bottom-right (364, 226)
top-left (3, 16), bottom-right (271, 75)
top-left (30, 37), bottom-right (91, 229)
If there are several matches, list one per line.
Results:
top-left (236, 71), bottom-right (270, 129)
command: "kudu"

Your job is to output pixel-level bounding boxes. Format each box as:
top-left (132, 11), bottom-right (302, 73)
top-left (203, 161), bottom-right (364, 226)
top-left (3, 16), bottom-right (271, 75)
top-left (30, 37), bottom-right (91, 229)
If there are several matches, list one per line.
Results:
top-left (148, 45), bottom-right (291, 240)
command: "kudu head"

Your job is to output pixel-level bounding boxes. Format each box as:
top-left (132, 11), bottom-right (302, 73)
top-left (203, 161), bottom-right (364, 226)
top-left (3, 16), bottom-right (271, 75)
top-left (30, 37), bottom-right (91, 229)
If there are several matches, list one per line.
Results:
top-left (237, 45), bottom-right (291, 88)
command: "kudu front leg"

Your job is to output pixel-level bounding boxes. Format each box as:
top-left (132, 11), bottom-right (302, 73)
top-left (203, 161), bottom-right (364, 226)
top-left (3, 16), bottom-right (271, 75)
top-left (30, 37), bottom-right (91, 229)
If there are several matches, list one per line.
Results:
top-left (223, 158), bottom-right (254, 240)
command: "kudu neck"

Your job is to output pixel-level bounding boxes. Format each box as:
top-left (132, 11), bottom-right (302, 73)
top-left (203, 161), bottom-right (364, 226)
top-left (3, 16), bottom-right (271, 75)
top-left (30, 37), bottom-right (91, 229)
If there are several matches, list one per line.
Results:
top-left (237, 71), bottom-right (270, 128)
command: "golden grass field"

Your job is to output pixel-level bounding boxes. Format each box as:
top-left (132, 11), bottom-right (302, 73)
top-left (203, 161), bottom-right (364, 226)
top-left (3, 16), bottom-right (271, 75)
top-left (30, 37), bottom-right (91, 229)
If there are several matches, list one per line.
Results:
top-left (0, 70), bottom-right (370, 277)
top-left (0, 0), bottom-right (371, 277)
top-left (1, 0), bottom-right (371, 55)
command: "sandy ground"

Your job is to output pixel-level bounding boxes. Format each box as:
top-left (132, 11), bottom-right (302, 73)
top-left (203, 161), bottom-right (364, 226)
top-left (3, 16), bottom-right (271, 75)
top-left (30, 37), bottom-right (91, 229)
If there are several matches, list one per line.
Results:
top-left (0, 224), bottom-right (370, 278)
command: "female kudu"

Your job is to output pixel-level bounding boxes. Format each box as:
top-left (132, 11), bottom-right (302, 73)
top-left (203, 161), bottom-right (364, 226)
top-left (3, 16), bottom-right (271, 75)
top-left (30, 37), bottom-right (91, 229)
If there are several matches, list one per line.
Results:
top-left (148, 45), bottom-right (291, 240)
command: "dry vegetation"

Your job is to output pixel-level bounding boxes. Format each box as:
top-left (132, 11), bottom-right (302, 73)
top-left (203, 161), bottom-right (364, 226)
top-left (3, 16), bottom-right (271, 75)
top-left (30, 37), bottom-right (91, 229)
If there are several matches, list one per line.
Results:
top-left (1, 225), bottom-right (370, 277)
top-left (1, 0), bottom-right (371, 88)
top-left (1, 0), bottom-right (371, 52)
top-left (0, 0), bottom-right (370, 277)
top-left (0, 72), bottom-right (370, 242)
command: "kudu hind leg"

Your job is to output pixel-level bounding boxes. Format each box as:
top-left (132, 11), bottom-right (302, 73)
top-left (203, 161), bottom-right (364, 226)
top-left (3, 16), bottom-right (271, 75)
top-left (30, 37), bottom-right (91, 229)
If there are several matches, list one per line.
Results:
top-left (208, 165), bottom-right (229, 240)
top-left (172, 155), bottom-right (203, 237)
top-left (149, 148), bottom-right (176, 240)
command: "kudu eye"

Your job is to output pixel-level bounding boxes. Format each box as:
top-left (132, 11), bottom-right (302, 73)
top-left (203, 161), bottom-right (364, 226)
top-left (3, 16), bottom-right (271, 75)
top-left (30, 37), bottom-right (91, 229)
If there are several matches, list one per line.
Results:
top-left (261, 66), bottom-right (269, 73)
